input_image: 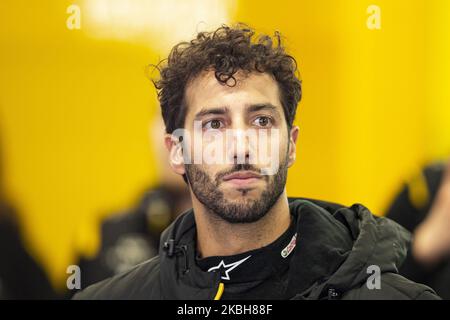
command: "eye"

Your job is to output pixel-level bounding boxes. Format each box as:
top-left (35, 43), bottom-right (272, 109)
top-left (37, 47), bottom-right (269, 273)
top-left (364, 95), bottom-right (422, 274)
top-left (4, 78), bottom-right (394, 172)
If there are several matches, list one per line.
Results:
top-left (252, 116), bottom-right (273, 128)
top-left (203, 119), bottom-right (225, 130)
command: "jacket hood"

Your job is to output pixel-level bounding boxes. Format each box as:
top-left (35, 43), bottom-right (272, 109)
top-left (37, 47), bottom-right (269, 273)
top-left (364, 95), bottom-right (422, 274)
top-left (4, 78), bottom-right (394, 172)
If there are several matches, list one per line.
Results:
top-left (158, 198), bottom-right (411, 300)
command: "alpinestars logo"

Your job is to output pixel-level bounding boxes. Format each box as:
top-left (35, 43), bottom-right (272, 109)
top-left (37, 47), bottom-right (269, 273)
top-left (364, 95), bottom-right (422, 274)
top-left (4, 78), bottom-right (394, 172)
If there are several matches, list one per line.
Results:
top-left (207, 255), bottom-right (251, 281)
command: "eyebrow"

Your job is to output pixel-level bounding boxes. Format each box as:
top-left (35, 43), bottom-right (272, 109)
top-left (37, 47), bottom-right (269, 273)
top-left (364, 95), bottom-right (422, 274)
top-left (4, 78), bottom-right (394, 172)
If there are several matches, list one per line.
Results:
top-left (194, 107), bottom-right (229, 119)
top-left (247, 103), bottom-right (278, 113)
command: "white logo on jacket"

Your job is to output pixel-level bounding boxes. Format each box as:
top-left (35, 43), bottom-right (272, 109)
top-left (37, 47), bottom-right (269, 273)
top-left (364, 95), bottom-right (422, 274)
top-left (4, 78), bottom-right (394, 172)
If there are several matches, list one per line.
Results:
top-left (208, 255), bottom-right (252, 281)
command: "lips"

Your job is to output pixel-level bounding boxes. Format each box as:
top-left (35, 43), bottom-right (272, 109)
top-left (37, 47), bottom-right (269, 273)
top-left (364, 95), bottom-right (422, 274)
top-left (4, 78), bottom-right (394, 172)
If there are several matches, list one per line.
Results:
top-left (221, 171), bottom-right (262, 188)
top-left (222, 171), bottom-right (262, 181)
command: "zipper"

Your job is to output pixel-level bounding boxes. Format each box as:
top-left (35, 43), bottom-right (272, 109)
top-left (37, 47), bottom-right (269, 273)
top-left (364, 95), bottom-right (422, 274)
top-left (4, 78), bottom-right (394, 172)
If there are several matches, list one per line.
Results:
top-left (214, 283), bottom-right (224, 300)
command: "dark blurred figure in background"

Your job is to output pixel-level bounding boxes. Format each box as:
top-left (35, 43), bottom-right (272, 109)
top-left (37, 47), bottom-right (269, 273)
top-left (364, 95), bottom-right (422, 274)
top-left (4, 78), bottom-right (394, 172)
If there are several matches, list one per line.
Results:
top-left (0, 134), bottom-right (56, 299)
top-left (0, 204), bottom-right (57, 299)
top-left (77, 118), bottom-right (191, 289)
top-left (386, 159), bottom-right (450, 299)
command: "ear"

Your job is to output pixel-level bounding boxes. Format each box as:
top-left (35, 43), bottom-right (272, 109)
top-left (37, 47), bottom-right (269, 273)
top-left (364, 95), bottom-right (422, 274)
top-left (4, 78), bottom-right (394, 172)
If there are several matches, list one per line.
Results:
top-left (164, 134), bottom-right (186, 175)
top-left (287, 126), bottom-right (299, 168)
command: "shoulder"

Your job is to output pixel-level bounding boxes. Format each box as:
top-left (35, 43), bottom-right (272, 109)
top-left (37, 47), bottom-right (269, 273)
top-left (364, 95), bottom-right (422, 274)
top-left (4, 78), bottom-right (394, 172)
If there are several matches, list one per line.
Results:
top-left (73, 255), bottom-right (161, 300)
top-left (343, 272), bottom-right (441, 300)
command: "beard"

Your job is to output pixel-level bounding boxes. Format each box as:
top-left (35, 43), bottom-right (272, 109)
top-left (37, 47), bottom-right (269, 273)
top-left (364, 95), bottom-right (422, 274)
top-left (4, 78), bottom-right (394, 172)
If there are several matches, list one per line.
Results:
top-left (185, 159), bottom-right (288, 224)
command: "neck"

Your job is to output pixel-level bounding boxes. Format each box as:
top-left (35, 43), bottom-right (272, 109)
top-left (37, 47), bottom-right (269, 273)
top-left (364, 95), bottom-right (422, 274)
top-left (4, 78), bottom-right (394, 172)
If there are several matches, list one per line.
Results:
top-left (193, 190), bottom-right (291, 258)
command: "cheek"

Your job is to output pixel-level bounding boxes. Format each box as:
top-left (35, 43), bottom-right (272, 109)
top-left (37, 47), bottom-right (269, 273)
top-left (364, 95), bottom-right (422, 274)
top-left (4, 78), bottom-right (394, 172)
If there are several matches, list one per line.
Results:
top-left (184, 127), bottom-right (226, 165)
top-left (266, 130), bottom-right (289, 162)
top-left (282, 129), bottom-right (293, 156)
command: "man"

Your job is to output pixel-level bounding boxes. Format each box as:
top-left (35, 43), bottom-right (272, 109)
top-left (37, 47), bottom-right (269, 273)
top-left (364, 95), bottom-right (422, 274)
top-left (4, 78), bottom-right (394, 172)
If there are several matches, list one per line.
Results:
top-left (386, 160), bottom-right (450, 299)
top-left (74, 24), bottom-right (439, 300)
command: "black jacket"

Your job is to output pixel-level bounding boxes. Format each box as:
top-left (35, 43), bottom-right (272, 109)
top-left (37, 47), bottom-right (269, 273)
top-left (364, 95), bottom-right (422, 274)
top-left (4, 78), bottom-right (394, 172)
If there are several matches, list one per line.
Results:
top-left (73, 198), bottom-right (440, 300)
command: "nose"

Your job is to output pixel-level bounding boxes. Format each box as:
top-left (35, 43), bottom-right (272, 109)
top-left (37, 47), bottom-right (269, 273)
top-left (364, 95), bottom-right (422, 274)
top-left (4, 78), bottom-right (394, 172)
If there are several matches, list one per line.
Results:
top-left (226, 128), bottom-right (255, 165)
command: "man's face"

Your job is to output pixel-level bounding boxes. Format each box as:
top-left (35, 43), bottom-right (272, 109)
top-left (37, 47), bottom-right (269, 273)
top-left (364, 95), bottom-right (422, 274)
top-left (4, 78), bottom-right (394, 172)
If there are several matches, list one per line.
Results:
top-left (167, 70), bottom-right (298, 223)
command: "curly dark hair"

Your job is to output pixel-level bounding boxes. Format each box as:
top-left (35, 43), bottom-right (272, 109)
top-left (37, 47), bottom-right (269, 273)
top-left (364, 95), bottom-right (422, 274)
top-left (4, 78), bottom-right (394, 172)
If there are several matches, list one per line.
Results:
top-left (151, 24), bottom-right (302, 133)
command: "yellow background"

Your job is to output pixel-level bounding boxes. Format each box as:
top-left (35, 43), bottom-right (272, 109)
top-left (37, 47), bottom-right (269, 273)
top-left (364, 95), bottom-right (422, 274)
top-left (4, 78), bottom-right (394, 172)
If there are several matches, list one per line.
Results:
top-left (1, 0), bottom-right (449, 289)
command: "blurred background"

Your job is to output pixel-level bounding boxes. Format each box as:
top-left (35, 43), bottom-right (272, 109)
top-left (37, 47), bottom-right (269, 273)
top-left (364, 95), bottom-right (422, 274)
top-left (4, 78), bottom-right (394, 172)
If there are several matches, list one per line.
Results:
top-left (1, 0), bottom-right (450, 296)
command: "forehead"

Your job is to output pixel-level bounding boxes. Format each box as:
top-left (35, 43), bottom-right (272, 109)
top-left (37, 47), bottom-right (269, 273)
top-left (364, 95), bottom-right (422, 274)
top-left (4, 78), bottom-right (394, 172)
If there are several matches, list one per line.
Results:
top-left (184, 70), bottom-right (282, 116)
